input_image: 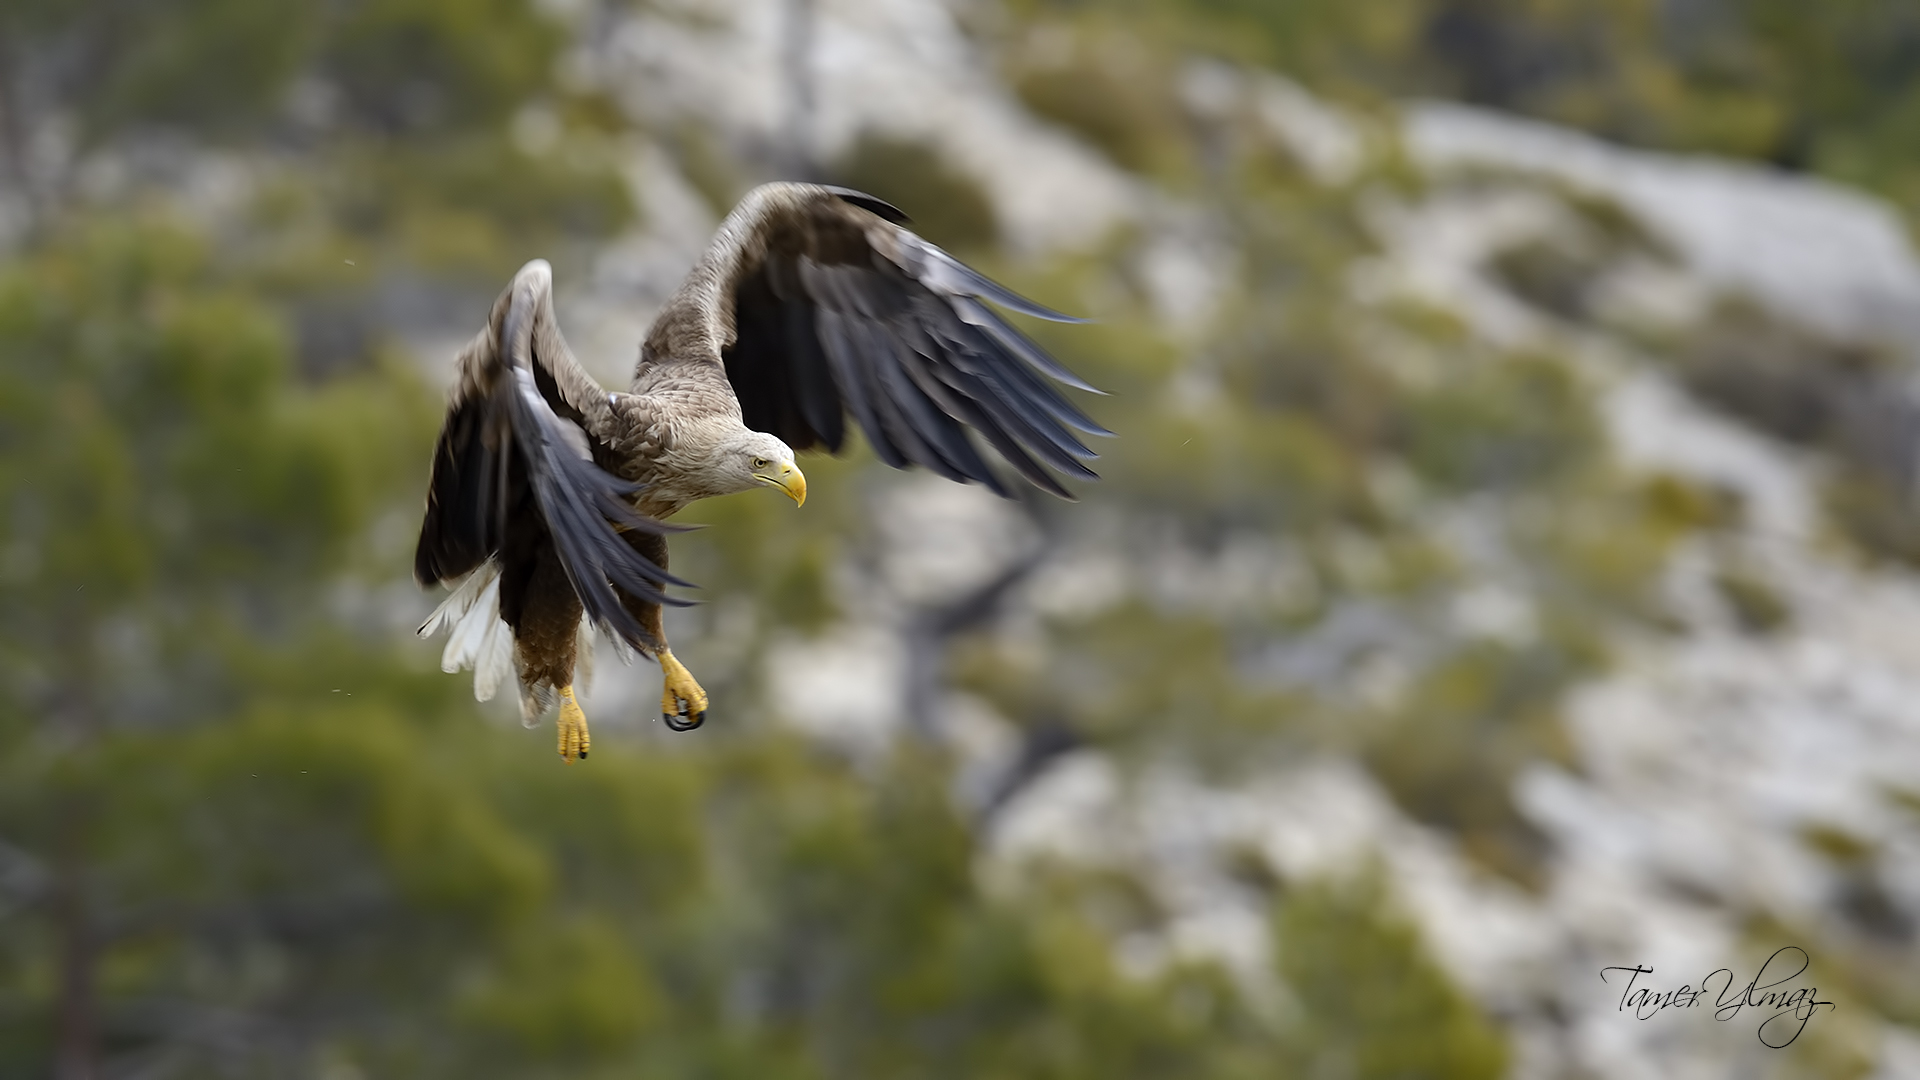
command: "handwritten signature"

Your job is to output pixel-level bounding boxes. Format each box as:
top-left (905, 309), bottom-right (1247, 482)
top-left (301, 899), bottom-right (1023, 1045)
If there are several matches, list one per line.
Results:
top-left (1601, 947), bottom-right (1836, 1049)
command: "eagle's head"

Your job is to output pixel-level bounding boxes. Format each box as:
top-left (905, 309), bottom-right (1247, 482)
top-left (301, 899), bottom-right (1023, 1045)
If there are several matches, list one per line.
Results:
top-left (719, 429), bottom-right (806, 506)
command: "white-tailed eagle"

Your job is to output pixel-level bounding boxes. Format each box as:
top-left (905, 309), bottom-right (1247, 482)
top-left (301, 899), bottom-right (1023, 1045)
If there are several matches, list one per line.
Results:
top-left (414, 183), bottom-right (1107, 761)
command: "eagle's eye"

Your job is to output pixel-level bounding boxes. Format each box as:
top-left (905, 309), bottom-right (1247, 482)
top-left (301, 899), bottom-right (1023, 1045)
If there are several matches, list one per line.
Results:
top-left (752, 457), bottom-right (769, 470)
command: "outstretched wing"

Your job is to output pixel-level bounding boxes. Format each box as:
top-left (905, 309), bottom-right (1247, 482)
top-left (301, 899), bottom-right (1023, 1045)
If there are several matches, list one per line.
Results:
top-left (415, 260), bottom-right (687, 652)
top-left (642, 183), bottom-right (1110, 498)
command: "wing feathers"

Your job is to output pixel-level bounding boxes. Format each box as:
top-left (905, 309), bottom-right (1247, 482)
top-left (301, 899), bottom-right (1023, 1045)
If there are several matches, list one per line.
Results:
top-left (876, 331), bottom-right (999, 486)
top-left (787, 301), bottom-right (844, 447)
top-left (418, 262), bottom-right (692, 663)
top-left (817, 184), bottom-right (912, 225)
top-left (951, 295), bottom-right (1111, 408)
top-left (866, 329), bottom-right (965, 483)
top-left (917, 245), bottom-right (1090, 326)
top-left (815, 305), bottom-right (908, 468)
top-left (499, 308), bottom-right (695, 645)
top-left (414, 397), bottom-right (504, 585)
top-left (660, 182), bottom-right (1107, 498)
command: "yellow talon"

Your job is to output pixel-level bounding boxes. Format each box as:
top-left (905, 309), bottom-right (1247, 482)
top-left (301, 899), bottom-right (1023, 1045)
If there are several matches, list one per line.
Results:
top-left (557, 685), bottom-right (590, 763)
top-left (658, 651), bottom-right (708, 732)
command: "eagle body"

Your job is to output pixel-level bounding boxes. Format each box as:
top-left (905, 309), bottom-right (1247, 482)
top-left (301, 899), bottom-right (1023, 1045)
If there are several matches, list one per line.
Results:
top-left (414, 183), bottom-right (1106, 758)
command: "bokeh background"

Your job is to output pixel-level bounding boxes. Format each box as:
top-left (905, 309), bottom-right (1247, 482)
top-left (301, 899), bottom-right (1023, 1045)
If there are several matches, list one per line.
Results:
top-left (6, 1), bottom-right (1920, 1077)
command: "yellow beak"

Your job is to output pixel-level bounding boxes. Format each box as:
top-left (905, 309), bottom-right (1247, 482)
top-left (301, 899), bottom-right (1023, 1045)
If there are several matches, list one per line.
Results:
top-left (757, 460), bottom-right (806, 506)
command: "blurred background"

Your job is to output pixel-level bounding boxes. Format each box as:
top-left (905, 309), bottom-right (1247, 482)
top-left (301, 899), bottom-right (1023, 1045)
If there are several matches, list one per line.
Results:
top-left (6, 0), bottom-right (1920, 1076)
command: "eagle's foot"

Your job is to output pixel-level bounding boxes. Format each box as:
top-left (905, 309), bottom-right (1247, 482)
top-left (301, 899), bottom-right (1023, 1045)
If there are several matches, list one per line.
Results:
top-left (658, 651), bottom-right (708, 732)
top-left (557, 685), bottom-right (590, 763)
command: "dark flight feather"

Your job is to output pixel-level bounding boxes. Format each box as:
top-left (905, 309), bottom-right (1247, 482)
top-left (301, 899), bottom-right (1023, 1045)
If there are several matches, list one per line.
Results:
top-left (416, 262), bottom-right (690, 665)
top-left (692, 185), bottom-right (1107, 496)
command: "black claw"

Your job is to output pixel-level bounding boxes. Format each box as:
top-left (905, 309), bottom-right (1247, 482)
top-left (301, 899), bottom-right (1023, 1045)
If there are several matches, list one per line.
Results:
top-left (664, 709), bottom-right (705, 732)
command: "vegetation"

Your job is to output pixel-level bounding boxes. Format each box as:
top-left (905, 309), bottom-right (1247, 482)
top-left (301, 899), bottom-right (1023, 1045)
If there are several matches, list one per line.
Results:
top-left (5, 0), bottom-right (1917, 1075)
top-left (1013, 0), bottom-right (1920, 209)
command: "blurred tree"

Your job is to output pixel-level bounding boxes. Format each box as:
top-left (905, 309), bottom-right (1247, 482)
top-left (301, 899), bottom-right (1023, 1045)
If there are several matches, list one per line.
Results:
top-left (0, 0), bottom-right (316, 148)
top-left (0, 0), bottom-right (558, 146)
top-left (0, 0), bottom-right (631, 274)
top-left (322, 0), bottom-right (565, 135)
top-left (1275, 872), bottom-right (1507, 1080)
top-left (0, 216), bottom-right (429, 1076)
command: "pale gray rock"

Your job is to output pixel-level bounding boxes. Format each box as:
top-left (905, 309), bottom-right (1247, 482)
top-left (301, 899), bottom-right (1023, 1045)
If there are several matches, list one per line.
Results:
top-left (1406, 101), bottom-right (1920, 351)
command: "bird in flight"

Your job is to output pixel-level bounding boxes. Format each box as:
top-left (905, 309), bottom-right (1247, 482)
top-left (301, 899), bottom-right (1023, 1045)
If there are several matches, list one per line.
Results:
top-left (414, 183), bottom-right (1108, 761)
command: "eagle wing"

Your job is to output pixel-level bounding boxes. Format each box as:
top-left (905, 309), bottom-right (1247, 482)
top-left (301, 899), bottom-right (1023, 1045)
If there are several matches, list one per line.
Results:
top-left (414, 260), bottom-right (686, 652)
top-left (642, 183), bottom-right (1110, 498)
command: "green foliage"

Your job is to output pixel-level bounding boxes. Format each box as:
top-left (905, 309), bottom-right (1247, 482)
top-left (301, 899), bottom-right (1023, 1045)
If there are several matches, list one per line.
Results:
top-left (330, 135), bottom-right (636, 275)
top-left (1638, 472), bottom-right (1745, 533)
top-left (1275, 872), bottom-right (1507, 1080)
top-left (1, 0), bottom-right (565, 145)
top-left (1825, 471), bottom-right (1920, 567)
top-left (1362, 642), bottom-right (1578, 888)
top-left (2, 0), bottom-right (633, 276)
top-left (665, 122), bottom-right (752, 220)
top-left (323, 0), bottom-right (566, 134)
top-left (1714, 562), bottom-right (1791, 634)
top-left (1671, 301), bottom-right (1895, 450)
top-left (1095, 0), bottom-right (1920, 208)
top-left (1465, 180), bottom-right (1673, 327)
top-left (1661, 300), bottom-right (1920, 568)
top-left (951, 605), bottom-right (1317, 771)
top-left (1173, 0), bottom-right (1435, 100)
top-left (0, 219), bottom-right (431, 696)
top-left (830, 134), bottom-right (999, 255)
top-left (1401, 353), bottom-right (1597, 493)
top-left (74, 0), bottom-right (321, 138)
top-left (1006, 18), bottom-right (1195, 184)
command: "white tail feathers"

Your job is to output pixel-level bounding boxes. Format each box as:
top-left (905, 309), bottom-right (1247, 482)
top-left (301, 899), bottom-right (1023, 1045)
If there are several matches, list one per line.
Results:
top-left (419, 558), bottom-right (599, 723)
top-left (417, 560), bottom-right (497, 638)
top-left (473, 616), bottom-right (513, 703)
top-left (574, 618), bottom-right (595, 697)
top-left (418, 561), bottom-right (515, 704)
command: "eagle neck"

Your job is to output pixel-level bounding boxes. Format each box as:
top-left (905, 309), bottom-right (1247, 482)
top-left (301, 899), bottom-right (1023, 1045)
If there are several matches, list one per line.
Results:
top-left (636, 410), bottom-right (752, 518)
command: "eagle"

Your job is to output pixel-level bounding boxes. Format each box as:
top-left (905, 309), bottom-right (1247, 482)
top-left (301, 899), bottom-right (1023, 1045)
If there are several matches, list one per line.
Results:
top-left (414, 183), bottom-right (1107, 761)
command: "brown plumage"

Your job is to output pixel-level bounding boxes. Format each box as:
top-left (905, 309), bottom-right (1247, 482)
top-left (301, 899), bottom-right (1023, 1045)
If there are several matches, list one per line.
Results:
top-left (413, 183), bottom-right (1107, 760)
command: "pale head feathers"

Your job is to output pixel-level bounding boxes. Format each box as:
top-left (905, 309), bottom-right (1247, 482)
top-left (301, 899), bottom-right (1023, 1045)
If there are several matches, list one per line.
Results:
top-left (644, 414), bottom-right (797, 513)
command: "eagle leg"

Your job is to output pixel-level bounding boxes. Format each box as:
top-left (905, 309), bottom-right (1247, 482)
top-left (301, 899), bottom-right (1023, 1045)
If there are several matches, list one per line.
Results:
top-left (658, 651), bottom-right (708, 731)
top-left (615, 532), bottom-right (706, 731)
top-left (557, 685), bottom-right (591, 762)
